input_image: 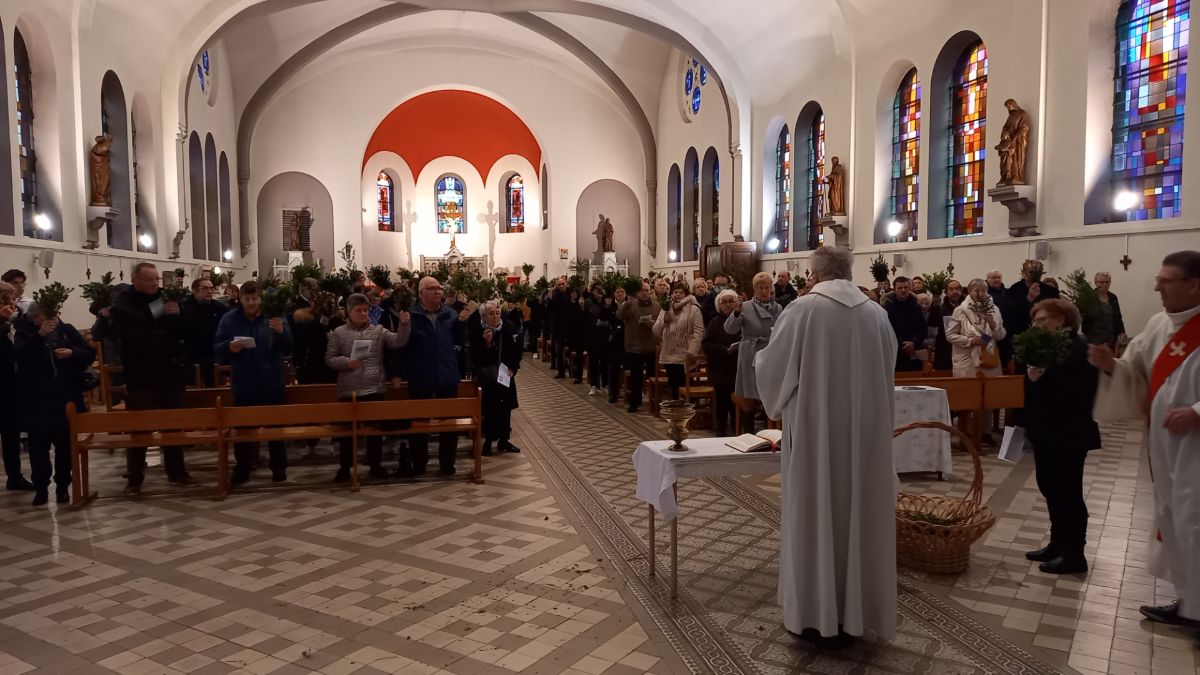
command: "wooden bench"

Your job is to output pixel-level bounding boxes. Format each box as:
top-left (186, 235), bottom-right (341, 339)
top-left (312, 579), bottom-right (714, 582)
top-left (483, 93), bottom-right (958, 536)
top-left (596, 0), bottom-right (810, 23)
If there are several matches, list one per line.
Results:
top-left (897, 374), bottom-right (1024, 449)
top-left (68, 403), bottom-right (226, 509)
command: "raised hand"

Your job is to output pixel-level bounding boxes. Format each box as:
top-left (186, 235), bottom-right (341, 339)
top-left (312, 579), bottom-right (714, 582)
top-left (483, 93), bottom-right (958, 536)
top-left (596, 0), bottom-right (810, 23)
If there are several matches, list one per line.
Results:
top-left (1087, 344), bottom-right (1115, 374)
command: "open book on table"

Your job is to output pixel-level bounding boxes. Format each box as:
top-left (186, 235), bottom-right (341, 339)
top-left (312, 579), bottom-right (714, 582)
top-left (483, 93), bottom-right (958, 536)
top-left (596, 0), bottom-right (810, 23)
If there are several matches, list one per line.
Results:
top-left (725, 429), bottom-right (784, 453)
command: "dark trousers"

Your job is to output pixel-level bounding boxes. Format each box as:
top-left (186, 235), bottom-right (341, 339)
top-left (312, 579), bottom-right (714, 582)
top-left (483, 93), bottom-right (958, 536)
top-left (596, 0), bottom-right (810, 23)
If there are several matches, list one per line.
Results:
top-left (2, 429), bottom-right (24, 480)
top-left (624, 351), bottom-right (656, 409)
top-left (234, 441), bottom-right (287, 475)
top-left (552, 335), bottom-right (568, 374)
top-left (587, 345), bottom-right (607, 388)
top-left (125, 385), bottom-right (188, 485)
top-left (714, 383), bottom-right (735, 436)
top-left (195, 358), bottom-right (216, 388)
top-left (481, 383), bottom-right (514, 443)
top-left (895, 353), bottom-right (923, 372)
top-left (606, 354), bottom-right (624, 403)
top-left (664, 364), bottom-right (685, 400)
top-left (29, 427), bottom-right (70, 491)
top-left (409, 390), bottom-right (458, 472)
top-left (1033, 444), bottom-right (1089, 554)
top-left (339, 393), bottom-right (385, 469)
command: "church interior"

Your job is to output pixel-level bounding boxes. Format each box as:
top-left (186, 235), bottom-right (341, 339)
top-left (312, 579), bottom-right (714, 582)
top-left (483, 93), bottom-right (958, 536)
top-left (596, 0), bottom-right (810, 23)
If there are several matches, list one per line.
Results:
top-left (0, 0), bottom-right (1197, 673)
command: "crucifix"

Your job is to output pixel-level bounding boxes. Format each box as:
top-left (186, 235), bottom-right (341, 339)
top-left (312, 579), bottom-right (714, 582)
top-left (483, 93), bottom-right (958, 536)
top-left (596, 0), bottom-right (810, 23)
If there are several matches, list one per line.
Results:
top-left (1120, 254), bottom-right (1132, 271)
top-left (402, 200), bottom-right (418, 232)
top-left (479, 200), bottom-right (500, 271)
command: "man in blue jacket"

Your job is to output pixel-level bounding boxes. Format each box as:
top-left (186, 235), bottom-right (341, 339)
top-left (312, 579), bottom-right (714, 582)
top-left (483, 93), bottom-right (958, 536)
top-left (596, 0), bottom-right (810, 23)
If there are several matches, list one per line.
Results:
top-left (215, 280), bottom-right (293, 485)
top-left (406, 276), bottom-right (466, 476)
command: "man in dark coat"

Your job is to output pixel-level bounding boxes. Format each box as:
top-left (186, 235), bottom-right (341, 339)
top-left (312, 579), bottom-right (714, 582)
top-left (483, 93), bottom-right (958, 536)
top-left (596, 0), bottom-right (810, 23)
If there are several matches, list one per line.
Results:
top-left (14, 305), bottom-right (94, 505)
top-left (406, 277), bottom-right (467, 475)
top-left (702, 290), bottom-right (740, 436)
top-left (1002, 260), bottom-right (1061, 341)
top-left (773, 271), bottom-right (799, 307)
top-left (184, 277), bottom-right (227, 387)
top-left (548, 276), bottom-right (575, 379)
top-left (0, 283), bottom-right (31, 491)
top-left (883, 277), bottom-right (927, 372)
top-left (110, 262), bottom-right (195, 493)
top-left (602, 288), bottom-right (627, 404)
top-left (469, 300), bottom-right (523, 455)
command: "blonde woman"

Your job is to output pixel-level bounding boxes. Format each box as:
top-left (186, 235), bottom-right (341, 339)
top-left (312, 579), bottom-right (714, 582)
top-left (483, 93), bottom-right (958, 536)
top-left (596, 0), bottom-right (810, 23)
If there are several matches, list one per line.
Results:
top-left (947, 279), bottom-right (1007, 378)
top-left (725, 272), bottom-right (781, 432)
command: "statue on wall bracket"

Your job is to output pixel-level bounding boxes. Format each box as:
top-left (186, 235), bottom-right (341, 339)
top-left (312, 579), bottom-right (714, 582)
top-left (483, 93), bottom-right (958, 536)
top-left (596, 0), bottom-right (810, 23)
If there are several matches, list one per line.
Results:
top-left (988, 97), bottom-right (1037, 232)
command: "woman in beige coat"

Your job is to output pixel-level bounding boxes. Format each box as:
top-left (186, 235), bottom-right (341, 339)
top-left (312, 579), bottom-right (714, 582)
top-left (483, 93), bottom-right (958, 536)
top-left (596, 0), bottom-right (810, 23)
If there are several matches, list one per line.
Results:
top-left (653, 282), bottom-right (705, 400)
top-left (947, 278), bottom-right (1006, 378)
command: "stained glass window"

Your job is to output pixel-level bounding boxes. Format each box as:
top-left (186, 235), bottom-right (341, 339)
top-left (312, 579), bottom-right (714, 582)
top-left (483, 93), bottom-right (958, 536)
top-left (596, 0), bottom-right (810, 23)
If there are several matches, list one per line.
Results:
top-left (690, 157), bottom-right (700, 260)
top-left (435, 175), bottom-right (465, 234)
top-left (504, 174), bottom-right (525, 233)
top-left (804, 113), bottom-right (826, 250)
top-left (890, 69), bottom-right (921, 241)
top-left (376, 172), bottom-right (395, 232)
top-left (14, 29), bottom-right (37, 237)
top-left (683, 57), bottom-right (707, 119)
top-left (197, 50), bottom-right (210, 93)
top-left (948, 41), bottom-right (988, 237)
top-left (774, 125), bottom-right (791, 252)
top-left (710, 156), bottom-right (720, 245)
top-left (1111, 0), bottom-right (1189, 220)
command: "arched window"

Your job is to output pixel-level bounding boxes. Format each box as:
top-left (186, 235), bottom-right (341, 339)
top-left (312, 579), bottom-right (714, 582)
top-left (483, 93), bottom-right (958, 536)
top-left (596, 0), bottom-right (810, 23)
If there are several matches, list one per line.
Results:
top-left (683, 148), bottom-right (699, 261)
top-left (14, 28), bottom-right (38, 237)
top-left (701, 147), bottom-right (720, 246)
top-left (0, 19), bottom-right (14, 237)
top-left (1111, 0), bottom-right (1188, 220)
top-left (541, 165), bottom-right (549, 229)
top-left (667, 164), bottom-right (681, 261)
top-left (948, 41), bottom-right (988, 237)
top-left (803, 111), bottom-right (826, 250)
top-left (218, 153), bottom-right (232, 261)
top-left (503, 174), bottom-right (525, 233)
top-left (773, 125), bottom-right (791, 253)
top-left (188, 132), bottom-right (205, 258)
top-left (890, 68), bottom-right (921, 242)
top-left (376, 172), bottom-right (395, 231)
top-left (435, 175), bottom-right (465, 234)
top-left (100, 71), bottom-right (132, 250)
top-left (204, 134), bottom-right (219, 261)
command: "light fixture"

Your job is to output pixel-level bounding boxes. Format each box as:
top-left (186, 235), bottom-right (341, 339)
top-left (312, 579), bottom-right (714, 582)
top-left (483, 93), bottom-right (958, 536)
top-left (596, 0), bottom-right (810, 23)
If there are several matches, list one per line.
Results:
top-left (1113, 190), bottom-right (1140, 211)
top-left (886, 220), bottom-right (903, 238)
top-left (767, 237), bottom-right (780, 252)
top-left (213, 265), bottom-right (222, 274)
top-left (668, 250), bottom-right (678, 262)
top-left (139, 232), bottom-right (153, 248)
top-left (33, 213), bottom-right (52, 232)
top-left (223, 249), bottom-right (233, 261)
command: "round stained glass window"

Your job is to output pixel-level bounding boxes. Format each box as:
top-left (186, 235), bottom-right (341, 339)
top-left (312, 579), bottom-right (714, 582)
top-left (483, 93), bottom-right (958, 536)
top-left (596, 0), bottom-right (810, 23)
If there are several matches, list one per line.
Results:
top-left (691, 87), bottom-right (702, 114)
top-left (700, 65), bottom-right (708, 85)
top-left (684, 68), bottom-right (694, 94)
top-left (680, 55), bottom-right (708, 122)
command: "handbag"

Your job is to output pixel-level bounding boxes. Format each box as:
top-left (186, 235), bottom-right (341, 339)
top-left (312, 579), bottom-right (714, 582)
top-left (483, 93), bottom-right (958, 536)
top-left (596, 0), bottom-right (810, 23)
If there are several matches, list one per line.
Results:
top-left (978, 341), bottom-right (1000, 369)
top-left (79, 367), bottom-right (101, 392)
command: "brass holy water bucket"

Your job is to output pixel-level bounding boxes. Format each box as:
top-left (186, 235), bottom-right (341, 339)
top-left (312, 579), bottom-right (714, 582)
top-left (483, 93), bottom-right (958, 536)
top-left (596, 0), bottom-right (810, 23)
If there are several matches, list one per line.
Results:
top-left (659, 400), bottom-right (696, 452)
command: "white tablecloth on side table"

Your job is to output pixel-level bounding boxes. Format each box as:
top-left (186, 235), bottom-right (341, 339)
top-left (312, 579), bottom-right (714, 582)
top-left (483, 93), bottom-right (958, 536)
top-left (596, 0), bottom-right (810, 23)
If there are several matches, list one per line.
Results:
top-left (633, 438), bottom-right (781, 521)
top-left (892, 385), bottom-right (953, 476)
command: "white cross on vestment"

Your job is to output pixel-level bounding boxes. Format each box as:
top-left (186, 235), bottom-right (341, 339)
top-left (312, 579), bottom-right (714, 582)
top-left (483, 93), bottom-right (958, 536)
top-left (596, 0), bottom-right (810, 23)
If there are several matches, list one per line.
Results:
top-left (1169, 342), bottom-right (1187, 357)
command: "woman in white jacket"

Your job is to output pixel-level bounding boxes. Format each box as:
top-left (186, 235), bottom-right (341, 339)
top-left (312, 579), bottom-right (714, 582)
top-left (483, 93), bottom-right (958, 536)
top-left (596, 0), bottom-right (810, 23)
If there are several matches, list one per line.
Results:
top-left (653, 282), bottom-right (705, 400)
top-left (947, 279), bottom-right (1006, 378)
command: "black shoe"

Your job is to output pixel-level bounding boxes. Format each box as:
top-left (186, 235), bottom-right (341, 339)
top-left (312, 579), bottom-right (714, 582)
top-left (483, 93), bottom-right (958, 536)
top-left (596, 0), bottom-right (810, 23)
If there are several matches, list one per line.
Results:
top-left (608, 397), bottom-right (619, 405)
top-left (1025, 545), bottom-right (1059, 562)
top-left (499, 441), bottom-right (520, 454)
top-left (271, 470), bottom-right (287, 483)
top-left (555, 373), bottom-right (566, 379)
top-left (572, 379), bottom-right (583, 385)
top-left (32, 490), bottom-right (48, 506)
top-left (123, 482), bottom-right (142, 497)
top-left (626, 405), bottom-right (639, 413)
top-left (439, 466), bottom-right (456, 476)
top-left (230, 470), bottom-right (250, 487)
top-left (368, 466), bottom-right (389, 480)
top-left (333, 468), bottom-right (351, 483)
top-left (169, 474), bottom-right (200, 487)
top-left (56, 489), bottom-right (69, 504)
top-left (482, 442), bottom-right (493, 457)
top-left (1039, 556), bottom-right (1088, 575)
top-left (790, 627), bottom-right (854, 650)
top-left (1139, 600), bottom-right (1200, 627)
top-left (6, 476), bottom-right (35, 491)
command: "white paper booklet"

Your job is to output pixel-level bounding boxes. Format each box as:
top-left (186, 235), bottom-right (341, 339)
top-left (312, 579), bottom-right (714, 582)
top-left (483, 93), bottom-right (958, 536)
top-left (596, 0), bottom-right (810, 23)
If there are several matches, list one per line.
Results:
top-left (232, 336), bottom-right (256, 349)
top-left (997, 426), bottom-right (1025, 463)
top-left (725, 429), bottom-right (784, 453)
top-left (350, 339), bottom-right (373, 361)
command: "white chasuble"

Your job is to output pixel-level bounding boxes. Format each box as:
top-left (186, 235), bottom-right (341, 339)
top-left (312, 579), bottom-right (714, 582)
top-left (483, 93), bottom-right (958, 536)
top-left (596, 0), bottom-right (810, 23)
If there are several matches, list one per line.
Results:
top-left (754, 279), bottom-right (899, 640)
top-left (1095, 303), bottom-right (1200, 620)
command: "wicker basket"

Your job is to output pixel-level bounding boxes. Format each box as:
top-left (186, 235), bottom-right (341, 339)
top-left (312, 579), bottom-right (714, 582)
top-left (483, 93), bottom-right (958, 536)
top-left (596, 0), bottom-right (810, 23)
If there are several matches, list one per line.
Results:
top-left (894, 421), bottom-right (996, 574)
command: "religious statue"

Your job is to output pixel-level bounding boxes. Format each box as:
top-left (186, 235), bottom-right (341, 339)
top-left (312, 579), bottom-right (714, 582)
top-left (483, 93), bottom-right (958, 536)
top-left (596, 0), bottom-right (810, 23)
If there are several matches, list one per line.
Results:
top-left (822, 156), bottom-right (847, 216)
top-left (996, 98), bottom-right (1031, 186)
top-left (285, 211), bottom-right (302, 251)
top-left (592, 214), bottom-right (614, 252)
top-left (89, 134), bottom-right (114, 207)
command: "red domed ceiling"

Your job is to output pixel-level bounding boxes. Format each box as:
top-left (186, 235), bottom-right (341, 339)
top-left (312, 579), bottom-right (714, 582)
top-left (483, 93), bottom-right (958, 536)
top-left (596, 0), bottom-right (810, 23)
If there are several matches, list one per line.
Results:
top-left (362, 90), bottom-right (542, 181)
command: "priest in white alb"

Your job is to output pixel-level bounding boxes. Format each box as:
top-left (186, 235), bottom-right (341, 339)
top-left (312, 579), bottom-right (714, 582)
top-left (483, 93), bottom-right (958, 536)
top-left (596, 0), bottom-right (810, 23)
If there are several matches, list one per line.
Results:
top-left (754, 246), bottom-right (899, 645)
top-left (1090, 250), bottom-right (1200, 628)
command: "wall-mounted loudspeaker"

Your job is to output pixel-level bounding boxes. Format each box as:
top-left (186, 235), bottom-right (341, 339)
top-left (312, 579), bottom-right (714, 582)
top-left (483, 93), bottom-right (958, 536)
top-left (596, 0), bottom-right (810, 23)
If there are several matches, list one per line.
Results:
top-left (892, 253), bottom-right (906, 268)
top-left (1034, 241), bottom-right (1051, 261)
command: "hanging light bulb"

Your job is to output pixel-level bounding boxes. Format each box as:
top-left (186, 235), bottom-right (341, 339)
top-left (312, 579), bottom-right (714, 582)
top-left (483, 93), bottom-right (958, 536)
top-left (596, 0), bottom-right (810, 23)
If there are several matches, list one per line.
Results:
top-left (668, 250), bottom-right (678, 262)
top-left (223, 249), bottom-right (233, 261)
top-left (1113, 190), bottom-right (1140, 212)
top-left (139, 232), bottom-right (153, 248)
top-left (886, 220), bottom-right (903, 238)
top-left (33, 213), bottom-right (52, 231)
top-left (213, 266), bottom-right (222, 274)
top-left (767, 237), bottom-right (780, 252)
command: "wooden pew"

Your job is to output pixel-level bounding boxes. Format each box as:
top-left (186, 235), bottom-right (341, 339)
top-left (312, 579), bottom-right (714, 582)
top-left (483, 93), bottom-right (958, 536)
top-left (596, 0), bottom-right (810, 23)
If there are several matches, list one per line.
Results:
top-left (221, 400), bottom-right (358, 495)
top-left (67, 402), bottom-right (225, 509)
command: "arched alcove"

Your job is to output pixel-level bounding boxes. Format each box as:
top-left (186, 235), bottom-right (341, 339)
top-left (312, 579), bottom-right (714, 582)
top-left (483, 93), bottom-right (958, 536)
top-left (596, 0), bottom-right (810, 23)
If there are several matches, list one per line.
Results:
top-left (188, 132), bottom-right (205, 258)
top-left (131, 92), bottom-right (157, 253)
top-left (700, 147), bottom-right (719, 249)
top-left (682, 147), bottom-right (699, 262)
top-left (14, 21), bottom-right (61, 241)
top-left (0, 18), bottom-right (11, 237)
top-left (100, 71), bottom-right (133, 250)
top-left (929, 31), bottom-right (988, 239)
top-left (204, 134), bottom-right (219, 261)
top-left (666, 164), bottom-right (682, 262)
top-left (256, 172), bottom-right (335, 276)
top-left (218, 152), bottom-right (232, 262)
top-left (794, 101), bottom-right (825, 251)
top-left (576, 179), bottom-right (640, 276)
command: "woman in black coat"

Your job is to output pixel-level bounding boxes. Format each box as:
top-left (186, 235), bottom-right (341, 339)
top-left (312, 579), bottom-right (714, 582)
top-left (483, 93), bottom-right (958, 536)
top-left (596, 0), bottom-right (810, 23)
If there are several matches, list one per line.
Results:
top-left (15, 304), bottom-right (95, 506)
top-left (603, 288), bottom-right (627, 404)
top-left (702, 290), bottom-right (741, 436)
top-left (1020, 299), bottom-right (1101, 575)
top-left (469, 300), bottom-right (523, 456)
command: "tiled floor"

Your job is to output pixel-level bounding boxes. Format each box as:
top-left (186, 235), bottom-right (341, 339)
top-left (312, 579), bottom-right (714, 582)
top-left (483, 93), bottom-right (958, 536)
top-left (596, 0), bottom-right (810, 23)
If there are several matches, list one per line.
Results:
top-left (0, 355), bottom-right (1196, 674)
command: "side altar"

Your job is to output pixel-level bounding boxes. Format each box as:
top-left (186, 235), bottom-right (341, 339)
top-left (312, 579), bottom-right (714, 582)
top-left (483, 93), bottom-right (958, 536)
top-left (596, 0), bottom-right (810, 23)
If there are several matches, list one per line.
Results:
top-left (420, 237), bottom-right (489, 276)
